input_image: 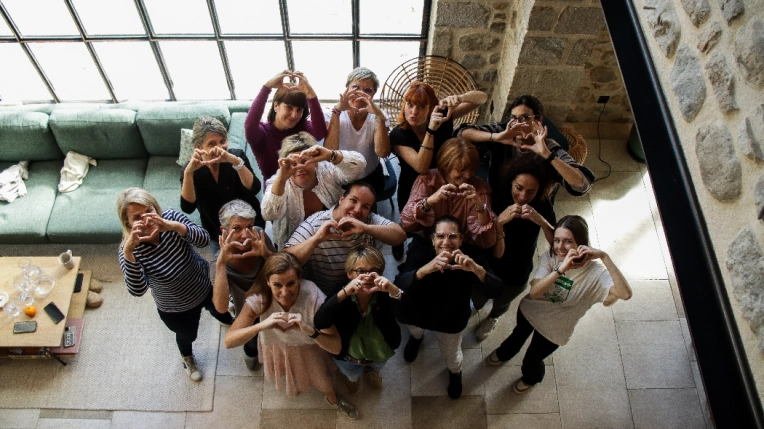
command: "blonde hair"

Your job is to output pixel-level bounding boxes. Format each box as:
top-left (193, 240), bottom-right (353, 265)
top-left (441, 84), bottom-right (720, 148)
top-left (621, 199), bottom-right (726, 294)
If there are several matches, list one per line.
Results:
top-left (245, 252), bottom-right (303, 310)
top-left (345, 245), bottom-right (386, 274)
top-left (116, 188), bottom-right (161, 244)
top-left (436, 138), bottom-right (479, 179)
top-left (278, 131), bottom-right (317, 159)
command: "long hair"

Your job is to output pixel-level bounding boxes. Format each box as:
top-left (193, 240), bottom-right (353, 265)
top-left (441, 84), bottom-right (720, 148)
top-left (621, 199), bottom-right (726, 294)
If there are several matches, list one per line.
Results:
top-left (267, 87), bottom-right (309, 125)
top-left (245, 252), bottom-right (303, 310)
top-left (549, 215), bottom-right (589, 256)
top-left (116, 187), bottom-right (161, 245)
top-left (397, 81), bottom-right (438, 130)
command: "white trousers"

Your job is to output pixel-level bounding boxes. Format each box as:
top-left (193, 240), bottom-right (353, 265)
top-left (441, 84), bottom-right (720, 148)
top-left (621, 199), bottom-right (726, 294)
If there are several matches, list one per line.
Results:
top-left (408, 325), bottom-right (463, 374)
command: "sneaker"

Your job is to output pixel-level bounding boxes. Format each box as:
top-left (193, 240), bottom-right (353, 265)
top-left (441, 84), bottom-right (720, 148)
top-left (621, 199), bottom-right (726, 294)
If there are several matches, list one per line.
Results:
top-left (327, 395), bottom-right (358, 419)
top-left (182, 355), bottom-right (203, 382)
top-left (513, 379), bottom-right (533, 394)
top-left (89, 278), bottom-right (103, 293)
top-left (86, 291), bottom-right (103, 308)
top-left (447, 371), bottom-right (463, 399)
top-left (476, 317), bottom-right (498, 341)
top-left (364, 370), bottom-right (383, 390)
top-left (392, 243), bottom-right (404, 260)
top-left (486, 350), bottom-right (504, 367)
top-left (244, 356), bottom-right (259, 371)
top-left (403, 336), bottom-right (423, 362)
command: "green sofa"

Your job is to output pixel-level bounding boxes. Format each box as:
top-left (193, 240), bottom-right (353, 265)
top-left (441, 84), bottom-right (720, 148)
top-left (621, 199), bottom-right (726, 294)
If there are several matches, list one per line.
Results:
top-left (0, 102), bottom-right (261, 244)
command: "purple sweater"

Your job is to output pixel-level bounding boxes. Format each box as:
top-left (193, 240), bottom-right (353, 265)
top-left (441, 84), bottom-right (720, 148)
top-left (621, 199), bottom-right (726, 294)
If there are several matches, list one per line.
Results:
top-left (244, 85), bottom-right (327, 185)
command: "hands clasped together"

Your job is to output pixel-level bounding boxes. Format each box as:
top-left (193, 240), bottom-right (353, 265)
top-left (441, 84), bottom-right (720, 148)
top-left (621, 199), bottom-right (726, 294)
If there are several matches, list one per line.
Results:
top-left (316, 217), bottom-right (367, 241)
top-left (557, 245), bottom-right (605, 273)
top-left (498, 203), bottom-right (543, 226)
top-left (428, 95), bottom-right (462, 132)
top-left (422, 249), bottom-right (480, 274)
top-left (337, 85), bottom-right (384, 118)
top-left (428, 182), bottom-right (482, 206)
top-left (187, 146), bottom-right (240, 172)
top-left (277, 145), bottom-right (336, 178)
top-left (343, 272), bottom-right (397, 296)
top-left (492, 119), bottom-right (551, 155)
top-left (266, 70), bottom-right (316, 98)
top-left (218, 228), bottom-right (271, 263)
top-left (125, 213), bottom-right (179, 249)
top-left (261, 311), bottom-right (314, 334)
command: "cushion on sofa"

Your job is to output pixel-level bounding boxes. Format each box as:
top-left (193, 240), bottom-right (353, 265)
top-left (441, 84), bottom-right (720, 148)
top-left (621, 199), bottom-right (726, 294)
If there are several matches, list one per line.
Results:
top-left (0, 112), bottom-right (63, 161)
top-left (143, 156), bottom-right (201, 225)
top-left (46, 158), bottom-right (147, 243)
top-left (228, 112), bottom-right (248, 152)
top-left (0, 160), bottom-right (61, 243)
top-left (49, 109), bottom-right (146, 159)
top-left (136, 105), bottom-right (231, 156)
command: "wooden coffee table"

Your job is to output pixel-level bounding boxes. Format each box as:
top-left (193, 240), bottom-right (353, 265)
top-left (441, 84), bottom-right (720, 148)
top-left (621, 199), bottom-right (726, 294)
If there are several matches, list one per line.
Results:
top-left (0, 257), bottom-right (82, 349)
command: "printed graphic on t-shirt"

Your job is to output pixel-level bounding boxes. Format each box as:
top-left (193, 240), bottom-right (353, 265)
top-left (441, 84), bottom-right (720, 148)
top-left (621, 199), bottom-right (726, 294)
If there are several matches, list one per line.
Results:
top-left (543, 275), bottom-right (573, 303)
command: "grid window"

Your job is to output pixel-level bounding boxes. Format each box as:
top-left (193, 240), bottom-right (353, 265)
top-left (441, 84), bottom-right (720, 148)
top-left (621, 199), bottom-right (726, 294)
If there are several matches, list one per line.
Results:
top-left (28, 42), bottom-right (110, 101)
top-left (160, 41), bottom-right (229, 100)
top-left (225, 41), bottom-right (289, 100)
top-left (360, 0), bottom-right (424, 35)
top-left (360, 41), bottom-right (421, 98)
top-left (0, 44), bottom-right (52, 102)
top-left (215, 0), bottom-right (283, 35)
top-left (292, 41), bottom-right (353, 99)
top-left (93, 42), bottom-right (168, 101)
top-left (0, 18), bottom-right (12, 36)
top-left (72, 0), bottom-right (145, 36)
top-left (143, 0), bottom-right (214, 35)
top-left (287, 0), bottom-right (351, 35)
top-left (3, 0), bottom-right (79, 37)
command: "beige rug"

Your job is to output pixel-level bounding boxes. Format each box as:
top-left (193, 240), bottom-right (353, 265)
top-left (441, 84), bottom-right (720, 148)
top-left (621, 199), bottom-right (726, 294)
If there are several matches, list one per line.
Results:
top-left (0, 277), bottom-right (220, 412)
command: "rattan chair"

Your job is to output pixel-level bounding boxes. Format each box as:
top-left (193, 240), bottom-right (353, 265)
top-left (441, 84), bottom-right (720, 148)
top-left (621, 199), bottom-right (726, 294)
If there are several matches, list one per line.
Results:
top-left (559, 126), bottom-right (588, 165)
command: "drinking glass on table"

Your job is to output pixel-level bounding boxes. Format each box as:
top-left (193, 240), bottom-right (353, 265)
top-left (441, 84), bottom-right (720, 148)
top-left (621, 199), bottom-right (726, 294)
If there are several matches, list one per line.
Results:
top-left (35, 276), bottom-right (56, 299)
top-left (3, 300), bottom-right (21, 318)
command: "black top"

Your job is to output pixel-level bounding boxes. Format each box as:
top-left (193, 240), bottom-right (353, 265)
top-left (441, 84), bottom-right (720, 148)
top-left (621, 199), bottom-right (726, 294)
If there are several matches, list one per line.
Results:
top-left (395, 245), bottom-right (503, 334)
top-left (180, 148), bottom-right (264, 241)
top-left (390, 119), bottom-right (454, 211)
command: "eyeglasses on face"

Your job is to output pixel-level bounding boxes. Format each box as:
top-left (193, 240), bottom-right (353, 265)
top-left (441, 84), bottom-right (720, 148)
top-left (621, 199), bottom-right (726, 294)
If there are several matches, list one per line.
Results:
top-left (431, 232), bottom-right (462, 240)
top-left (509, 114), bottom-right (539, 123)
top-left (350, 84), bottom-right (375, 95)
top-left (352, 268), bottom-right (381, 275)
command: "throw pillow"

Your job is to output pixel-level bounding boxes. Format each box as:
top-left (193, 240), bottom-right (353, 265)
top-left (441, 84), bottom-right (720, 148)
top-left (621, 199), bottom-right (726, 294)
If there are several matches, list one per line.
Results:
top-left (176, 128), bottom-right (194, 167)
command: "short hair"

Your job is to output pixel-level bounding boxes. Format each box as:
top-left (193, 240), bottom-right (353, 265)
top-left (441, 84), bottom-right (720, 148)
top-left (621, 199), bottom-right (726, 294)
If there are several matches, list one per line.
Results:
top-left (500, 152), bottom-right (556, 201)
top-left (246, 252), bottom-right (303, 308)
top-left (346, 67), bottom-right (380, 92)
top-left (345, 245), bottom-right (386, 275)
top-left (436, 138), bottom-right (479, 179)
top-left (343, 180), bottom-right (377, 199)
top-left (552, 215), bottom-right (590, 254)
top-left (508, 95), bottom-right (544, 116)
top-left (116, 187), bottom-right (161, 244)
top-left (279, 131), bottom-right (317, 159)
top-left (398, 81), bottom-right (438, 130)
top-left (267, 87), bottom-right (310, 125)
top-left (192, 116), bottom-right (228, 148)
top-left (434, 214), bottom-right (461, 232)
top-left (218, 199), bottom-right (257, 230)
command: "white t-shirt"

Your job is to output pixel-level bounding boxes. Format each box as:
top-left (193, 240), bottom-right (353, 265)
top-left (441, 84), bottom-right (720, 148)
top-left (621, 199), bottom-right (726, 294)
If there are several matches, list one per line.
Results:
top-left (519, 251), bottom-right (613, 346)
top-left (325, 110), bottom-right (389, 178)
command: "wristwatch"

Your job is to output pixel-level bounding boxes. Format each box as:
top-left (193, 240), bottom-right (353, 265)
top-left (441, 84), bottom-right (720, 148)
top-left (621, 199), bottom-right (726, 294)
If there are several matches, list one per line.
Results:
top-left (232, 157), bottom-right (245, 171)
top-left (475, 202), bottom-right (487, 213)
top-left (545, 151), bottom-right (558, 163)
top-left (309, 327), bottom-right (321, 339)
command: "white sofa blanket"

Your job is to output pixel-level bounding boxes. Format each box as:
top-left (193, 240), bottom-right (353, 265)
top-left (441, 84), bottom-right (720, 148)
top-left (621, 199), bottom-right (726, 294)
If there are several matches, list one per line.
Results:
top-left (0, 161), bottom-right (29, 203)
top-left (59, 151), bottom-right (97, 193)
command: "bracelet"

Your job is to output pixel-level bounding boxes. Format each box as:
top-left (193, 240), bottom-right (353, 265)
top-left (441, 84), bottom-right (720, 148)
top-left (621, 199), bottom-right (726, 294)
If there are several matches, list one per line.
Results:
top-left (489, 133), bottom-right (495, 142)
top-left (232, 157), bottom-right (245, 171)
top-left (474, 202), bottom-right (487, 213)
top-left (553, 268), bottom-right (564, 276)
top-left (332, 107), bottom-right (341, 116)
top-left (420, 198), bottom-right (431, 213)
top-left (309, 327), bottom-right (321, 339)
top-left (497, 234), bottom-right (505, 239)
top-left (545, 151), bottom-right (558, 163)
top-left (375, 117), bottom-right (386, 125)
top-left (389, 288), bottom-right (403, 300)
top-left (425, 127), bottom-right (435, 135)
top-left (329, 150), bottom-right (337, 163)
top-left (420, 145), bottom-right (433, 151)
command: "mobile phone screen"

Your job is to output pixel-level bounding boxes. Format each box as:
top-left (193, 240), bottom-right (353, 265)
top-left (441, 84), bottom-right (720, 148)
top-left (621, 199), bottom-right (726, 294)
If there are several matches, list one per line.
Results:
top-left (73, 273), bottom-right (84, 293)
top-left (13, 321), bottom-right (37, 334)
top-left (44, 302), bottom-right (66, 324)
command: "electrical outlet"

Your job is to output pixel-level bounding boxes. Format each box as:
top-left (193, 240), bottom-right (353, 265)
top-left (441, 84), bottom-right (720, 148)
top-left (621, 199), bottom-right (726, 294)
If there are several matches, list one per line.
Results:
top-left (597, 95), bottom-right (610, 104)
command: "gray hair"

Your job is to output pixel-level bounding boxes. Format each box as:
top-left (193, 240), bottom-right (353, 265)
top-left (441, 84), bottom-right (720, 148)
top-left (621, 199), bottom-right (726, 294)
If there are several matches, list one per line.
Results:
top-left (278, 131), bottom-right (317, 159)
top-left (192, 116), bottom-right (228, 148)
top-left (346, 67), bottom-right (379, 92)
top-left (218, 199), bottom-right (257, 230)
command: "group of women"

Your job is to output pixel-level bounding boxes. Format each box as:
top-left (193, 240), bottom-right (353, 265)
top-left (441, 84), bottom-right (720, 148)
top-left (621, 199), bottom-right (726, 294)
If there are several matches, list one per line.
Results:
top-left (116, 67), bottom-right (632, 419)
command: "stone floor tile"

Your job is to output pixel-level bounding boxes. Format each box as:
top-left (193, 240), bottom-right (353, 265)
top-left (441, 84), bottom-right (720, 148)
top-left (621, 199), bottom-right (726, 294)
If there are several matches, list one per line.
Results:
top-left (629, 388), bottom-right (705, 429)
top-left (484, 365), bottom-right (559, 414)
top-left (411, 396), bottom-right (487, 429)
top-left (259, 409), bottom-right (337, 429)
top-left (692, 361), bottom-right (716, 428)
top-left (260, 377), bottom-right (335, 410)
top-left (616, 321), bottom-right (694, 389)
top-left (216, 326), bottom-right (263, 377)
top-left (410, 348), bottom-right (485, 396)
top-left (583, 139), bottom-right (643, 173)
top-left (612, 280), bottom-right (678, 321)
top-left (679, 317), bottom-right (697, 362)
top-left (0, 409), bottom-right (39, 429)
top-left (38, 411), bottom-right (112, 420)
top-left (185, 376), bottom-right (262, 429)
top-left (668, 270), bottom-right (687, 319)
top-left (479, 298), bottom-right (552, 367)
top-left (35, 419), bottom-right (111, 429)
top-left (487, 413), bottom-right (561, 429)
top-left (110, 411), bottom-right (185, 429)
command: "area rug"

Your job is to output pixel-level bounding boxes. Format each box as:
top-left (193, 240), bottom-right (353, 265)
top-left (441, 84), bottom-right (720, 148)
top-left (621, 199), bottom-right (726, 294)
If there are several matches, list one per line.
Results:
top-left (0, 278), bottom-right (220, 412)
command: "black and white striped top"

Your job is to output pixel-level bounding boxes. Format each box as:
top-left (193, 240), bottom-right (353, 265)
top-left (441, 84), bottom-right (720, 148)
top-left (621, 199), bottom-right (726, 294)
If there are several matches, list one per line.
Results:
top-left (118, 209), bottom-right (211, 313)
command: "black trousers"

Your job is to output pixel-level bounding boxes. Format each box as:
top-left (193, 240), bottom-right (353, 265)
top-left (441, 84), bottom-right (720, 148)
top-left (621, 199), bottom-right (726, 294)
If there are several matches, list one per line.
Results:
top-left (495, 308), bottom-right (559, 385)
top-left (157, 290), bottom-right (233, 356)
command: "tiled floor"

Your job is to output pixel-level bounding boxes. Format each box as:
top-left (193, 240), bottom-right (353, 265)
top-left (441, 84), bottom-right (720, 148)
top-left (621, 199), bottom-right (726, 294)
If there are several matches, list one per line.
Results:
top-left (0, 138), bottom-right (714, 429)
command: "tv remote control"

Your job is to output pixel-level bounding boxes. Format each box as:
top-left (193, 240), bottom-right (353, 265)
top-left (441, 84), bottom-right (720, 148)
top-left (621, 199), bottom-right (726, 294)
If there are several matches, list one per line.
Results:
top-left (63, 325), bottom-right (76, 347)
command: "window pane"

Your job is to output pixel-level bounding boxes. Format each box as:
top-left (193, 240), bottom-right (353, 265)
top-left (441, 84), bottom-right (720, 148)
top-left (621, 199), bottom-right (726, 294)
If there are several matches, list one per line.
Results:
top-left (216, 0), bottom-right (282, 34)
top-left (0, 44), bottom-right (52, 102)
top-left (0, 19), bottom-right (12, 36)
top-left (287, 0), bottom-right (350, 34)
top-left (360, 41), bottom-right (420, 98)
top-left (144, 0), bottom-right (213, 35)
top-left (93, 42), bottom-right (168, 101)
top-left (160, 41), bottom-right (229, 100)
top-left (226, 41), bottom-right (288, 100)
top-left (292, 41), bottom-right (351, 100)
top-left (73, 0), bottom-right (145, 36)
top-left (28, 43), bottom-right (110, 101)
top-left (360, 0), bottom-right (424, 35)
top-left (3, 0), bottom-right (79, 37)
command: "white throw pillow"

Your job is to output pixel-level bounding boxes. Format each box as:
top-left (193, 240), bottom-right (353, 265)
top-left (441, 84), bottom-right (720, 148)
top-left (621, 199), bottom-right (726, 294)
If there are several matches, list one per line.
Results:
top-left (176, 128), bottom-right (194, 166)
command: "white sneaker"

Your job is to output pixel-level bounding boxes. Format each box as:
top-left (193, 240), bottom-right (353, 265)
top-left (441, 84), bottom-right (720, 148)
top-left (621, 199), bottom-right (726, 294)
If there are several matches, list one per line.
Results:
top-left (476, 317), bottom-right (498, 341)
top-left (182, 355), bottom-right (203, 382)
top-left (327, 395), bottom-right (358, 419)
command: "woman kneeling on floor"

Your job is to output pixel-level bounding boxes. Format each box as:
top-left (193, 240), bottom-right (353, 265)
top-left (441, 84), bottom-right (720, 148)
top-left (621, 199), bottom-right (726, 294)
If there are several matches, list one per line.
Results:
top-left (487, 215), bottom-right (632, 394)
top-left (224, 252), bottom-right (358, 419)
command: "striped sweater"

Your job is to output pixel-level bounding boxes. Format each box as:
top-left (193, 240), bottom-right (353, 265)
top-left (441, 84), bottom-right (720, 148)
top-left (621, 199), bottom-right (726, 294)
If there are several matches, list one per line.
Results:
top-left (118, 209), bottom-right (211, 313)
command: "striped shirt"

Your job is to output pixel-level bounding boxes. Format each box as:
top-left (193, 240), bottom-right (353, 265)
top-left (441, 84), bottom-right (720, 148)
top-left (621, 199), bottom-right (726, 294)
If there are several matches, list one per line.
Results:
top-left (118, 209), bottom-right (211, 313)
top-left (284, 207), bottom-right (392, 295)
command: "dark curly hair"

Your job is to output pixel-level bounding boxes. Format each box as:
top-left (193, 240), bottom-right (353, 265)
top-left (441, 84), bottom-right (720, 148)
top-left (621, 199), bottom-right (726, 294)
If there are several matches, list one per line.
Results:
top-left (508, 95), bottom-right (544, 117)
top-left (500, 152), bottom-right (556, 202)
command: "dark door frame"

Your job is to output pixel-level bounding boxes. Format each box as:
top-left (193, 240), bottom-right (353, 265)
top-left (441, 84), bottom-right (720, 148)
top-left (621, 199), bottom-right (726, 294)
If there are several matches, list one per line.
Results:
top-left (600, 1), bottom-right (764, 427)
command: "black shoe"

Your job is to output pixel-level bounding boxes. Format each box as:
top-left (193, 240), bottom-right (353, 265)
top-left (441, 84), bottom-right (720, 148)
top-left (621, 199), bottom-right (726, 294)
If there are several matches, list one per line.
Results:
top-left (447, 371), bottom-right (463, 399)
top-left (392, 243), bottom-right (404, 260)
top-left (403, 336), bottom-right (423, 362)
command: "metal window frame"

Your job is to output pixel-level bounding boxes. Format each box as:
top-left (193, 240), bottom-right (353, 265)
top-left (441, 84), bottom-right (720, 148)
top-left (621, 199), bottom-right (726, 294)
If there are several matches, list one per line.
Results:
top-left (0, 0), bottom-right (432, 103)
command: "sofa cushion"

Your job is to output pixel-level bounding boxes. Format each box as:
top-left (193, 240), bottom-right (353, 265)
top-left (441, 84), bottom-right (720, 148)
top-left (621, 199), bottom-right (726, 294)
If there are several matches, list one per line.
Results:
top-left (49, 109), bottom-right (146, 159)
top-left (228, 112), bottom-right (248, 152)
top-left (136, 105), bottom-right (230, 156)
top-left (0, 160), bottom-right (61, 243)
top-left (150, 188), bottom-right (202, 227)
top-left (143, 156), bottom-right (201, 225)
top-left (0, 112), bottom-right (63, 161)
top-left (46, 158), bottom-right (147, 243)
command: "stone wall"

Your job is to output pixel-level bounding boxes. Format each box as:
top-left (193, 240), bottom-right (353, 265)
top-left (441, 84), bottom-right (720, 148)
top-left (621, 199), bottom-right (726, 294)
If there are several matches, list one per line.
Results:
top-left (633, 0), bottom-right (764, 400)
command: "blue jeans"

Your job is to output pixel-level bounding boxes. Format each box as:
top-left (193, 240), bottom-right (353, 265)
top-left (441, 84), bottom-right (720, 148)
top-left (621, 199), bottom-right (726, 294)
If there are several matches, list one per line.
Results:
top-left (334, 357), bottom-right (388, 382)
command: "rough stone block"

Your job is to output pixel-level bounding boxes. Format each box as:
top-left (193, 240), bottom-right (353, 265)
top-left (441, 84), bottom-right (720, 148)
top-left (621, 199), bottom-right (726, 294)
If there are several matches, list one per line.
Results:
top-left (705, 51), bottom-right (738, 114)
top-left (555, 7), bottom-right (607, 35)
top-left (460, 53), bottom-right (486, 70)
top-left (726, 225), bottom-right (764, 352)
top-left (544, 104), bottom-right (572, 125)
top-left (436, 2), bottom-right (490, 28)
top-left (490, 22), bottom-right (507, 33)
top-left (737, 117), bottom-right (764, 161)
top-left (492, 2), bottom-right (509, 11)
top-left (482, 69), bottom-right (498, 83)
top-left (680, 0), bottom-right (710, 27)
top-left (494, 13), bottom-right (506, 20)
top-left (590, 66), bottom-right (618, 83)
top-left (695, 120), bottom-right (742, 202)
top-left (719, 0), bottom-right (744, 24)
top-left (697, 21), bottom-right (722, 54)
top-left (518, 37), bottom-right (566, 66)
top-left (670, 44), bottom-right (706, 122)
top-left (489, 53), bottom-right (501, 64)
top-left (734, 19), bottom-right (764, 88)
top-left (432, 29), bottom-right (452, 58)
top-left (567, 39), bottom-right (596, 66)
top-left (645, 0), bottom-right (681, 58)
top-left (756, 174), bottom-right (764, 219)
top-left (458, 33), bottom-right (501, 51)
top-left (528, 6), bottom-right (557, 31)
top-left (511, 68), bottom-right (584, 103)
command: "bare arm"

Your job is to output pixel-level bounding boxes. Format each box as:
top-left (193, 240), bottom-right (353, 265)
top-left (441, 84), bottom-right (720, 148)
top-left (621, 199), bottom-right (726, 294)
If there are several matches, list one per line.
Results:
top-left (442, 91), bottom-right (488, 120)
top-left (393, 133), bottom-right (435, 174)
top-left (374, 116), bottom-right (391, 158)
